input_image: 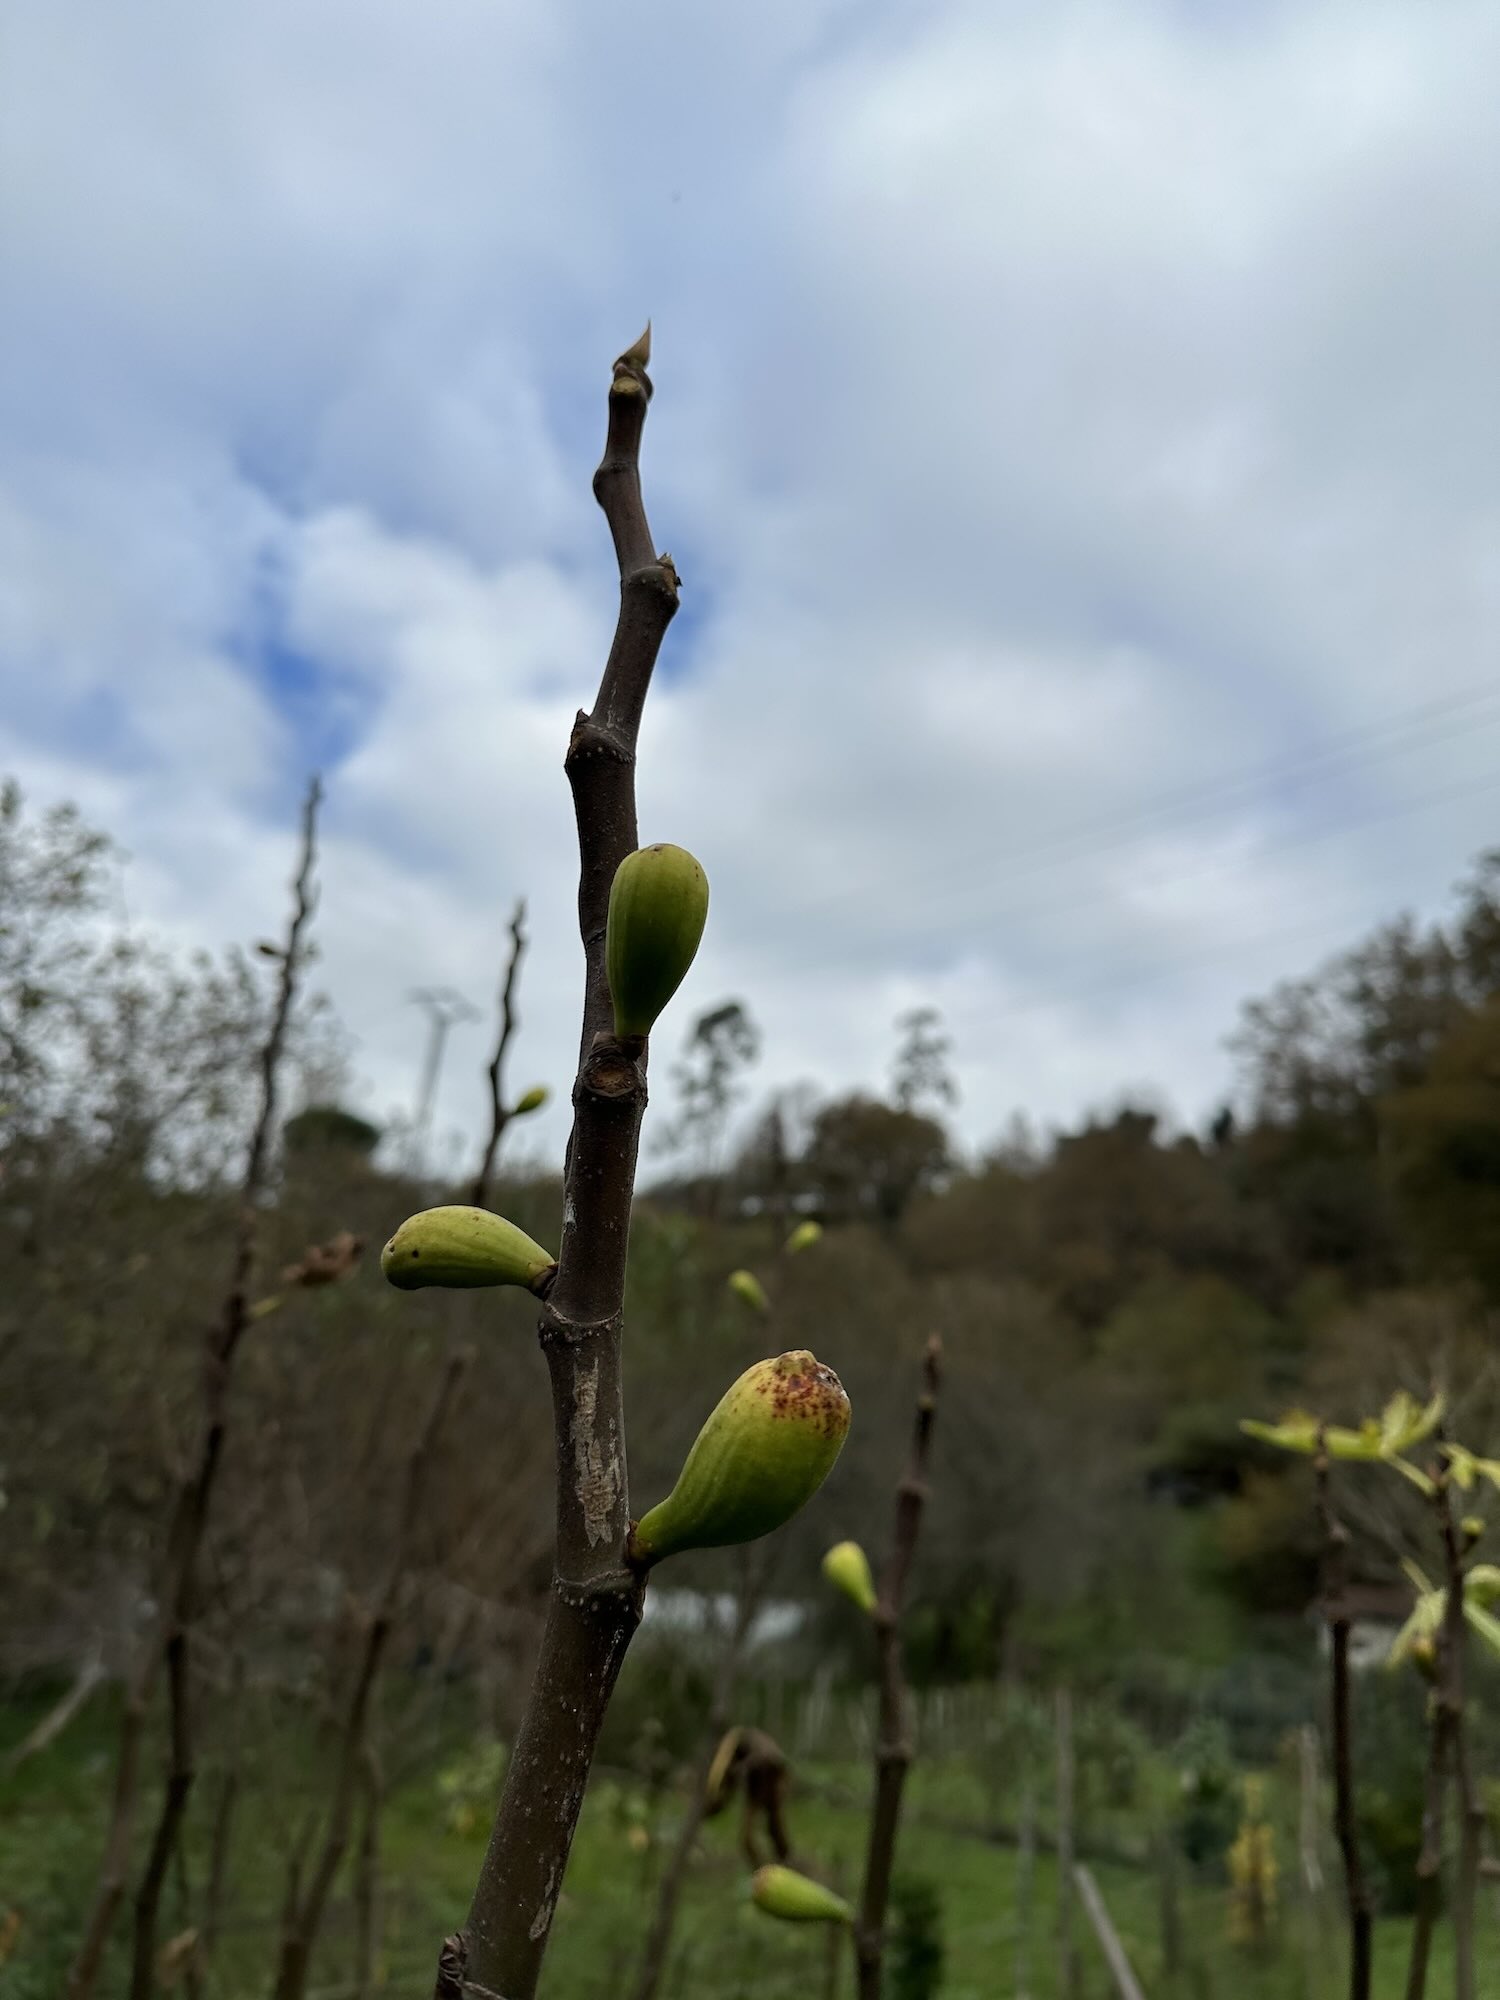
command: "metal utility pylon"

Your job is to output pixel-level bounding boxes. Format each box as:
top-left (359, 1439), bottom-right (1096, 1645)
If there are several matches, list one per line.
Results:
top-left (407, 986), bottom-right (479, 1178)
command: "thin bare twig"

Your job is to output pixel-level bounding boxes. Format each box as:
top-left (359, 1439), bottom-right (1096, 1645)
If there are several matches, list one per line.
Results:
top-left (352, 1748), bottom-right (383, 2000)
top-left (434, 328), bottom-right (678, 2000)
top-left (1, 1651), bottom-right (104, 1777)
top-left (1315, 1432), bottom-right (1372, 2000)
top-left (189, 1656), bottom-right (245, 2000)
top-left (68, 778), bottom-right (322, 2000)
top-left (274, 1347), bottom-right (469, 2000)
top-left (470, 899), bottom-right (528, 1209)
top-left (853, 1334), bottom-right (942, 2000)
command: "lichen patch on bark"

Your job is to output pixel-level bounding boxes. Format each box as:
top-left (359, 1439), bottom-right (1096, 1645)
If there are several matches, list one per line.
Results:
top-left (571, 1360), bottom-right (620, 1548)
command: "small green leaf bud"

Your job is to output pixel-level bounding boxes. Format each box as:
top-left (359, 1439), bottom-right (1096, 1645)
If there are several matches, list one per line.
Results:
top-left (727, 1268), bottom-right (770, 1314)
top-left (630, 1350), bottom-right (850, 1566)
top-left (785, 1219), bottom-right (823, 1255)
top-left (1462, 1515), bottom-right (1486, 1550)
top-left (381, 1205), bottom-right (557, 1294)
top-left (750, 1865), bottom-right (853, 1925)
top-left (822, 1540), bottom-right (878, 1615)
top-left (605, 843), bottom-right (709, 1041)
top-left (513, 1085), bottom-right (548, 1116)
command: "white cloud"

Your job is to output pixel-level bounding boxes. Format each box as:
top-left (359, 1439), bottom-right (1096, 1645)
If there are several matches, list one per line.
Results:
top-left (2, 0), bottom-right (1498, 1170)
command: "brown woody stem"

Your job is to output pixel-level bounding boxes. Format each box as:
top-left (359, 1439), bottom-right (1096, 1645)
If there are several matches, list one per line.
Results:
top-left (470, 898), bottom-right (528, 1209)
top-left (1315, 1435), bottom-right (1371, 2000)
top-left (434, 329), bottom-right (676, 2000)
top-left (854, 1334), bottom-right (942, 2000)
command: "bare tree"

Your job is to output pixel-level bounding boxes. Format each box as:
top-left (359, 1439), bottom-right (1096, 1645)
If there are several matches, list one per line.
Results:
top-left (68, 777), bottom-right (324, 2000)
top-left (470, 898), bottom-right (531, 1208)
top-left (663, 998), bottom-right (760, 1208)
top-left (890, 1007), bottom-right (957, 1117)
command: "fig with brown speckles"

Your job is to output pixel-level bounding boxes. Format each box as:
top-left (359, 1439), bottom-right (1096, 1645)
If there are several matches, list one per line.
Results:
top-left (629, 1350), bottom-right (850, 1565)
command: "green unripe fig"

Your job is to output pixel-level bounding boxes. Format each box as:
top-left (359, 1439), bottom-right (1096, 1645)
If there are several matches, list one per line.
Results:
top-left (727, 1268), bottom-right (770, 1314)
top-left (750, 1865), bottom-right (853, 1926)
top-left (605, 842), bottom-right (709, 1041)
top-left (513, 1085), bottom-right (548, 1116)
top-left (381, 1205), bottom-right (556, 1293)
top-left (630, 1350), bottom-right (850, 1566)
top-left (785, 1219), bottom-right (823, 1255)
top-left (822, 1540), bottom-right (878, 1615)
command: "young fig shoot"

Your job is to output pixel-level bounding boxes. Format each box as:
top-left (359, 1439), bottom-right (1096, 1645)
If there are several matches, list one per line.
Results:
top-left (727, 1268), bottom-right (770, 1314)
top-left (822, 1539), bottom-right (878, 1615)
top-left (785, 1218), bottom-right (823, 1255)
top-left (381, 1205), bottom-right (557, 1294)
top-left (751, 1866), bottom-right (853, 1926)
top-left (605, 842), bottom-right (709, 1041)
top-left (513, 1084), bottom-right (549, 1115)
top-left (630, 1350), bottom-right (850, 1566)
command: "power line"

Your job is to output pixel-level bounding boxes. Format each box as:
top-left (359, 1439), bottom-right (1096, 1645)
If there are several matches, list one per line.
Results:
top-left (760, 714), bottom-right (1500, 977)
top-left (781, 675), bottom-right (1500, 926)
top-left (918, 749), bottom-right (1500, 954)
top-left (939, 768), bottom-right (1500, 1032)
top-left (736, 755), bottom-right (1500, 1007)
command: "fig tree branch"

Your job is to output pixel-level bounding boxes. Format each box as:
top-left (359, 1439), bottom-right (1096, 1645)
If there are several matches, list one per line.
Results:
top-left (434, 328), bottom-right (677, 2000)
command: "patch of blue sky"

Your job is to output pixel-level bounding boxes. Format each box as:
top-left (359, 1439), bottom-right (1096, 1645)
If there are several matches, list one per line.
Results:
top-left (233, 545), bottom-right (368, 778)
top-left (3, 674), bottom-right (144, 777)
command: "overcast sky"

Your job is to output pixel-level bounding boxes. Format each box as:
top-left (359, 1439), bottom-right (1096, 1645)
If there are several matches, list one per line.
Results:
top-left (4, 0), bottom-right (1499, 1172)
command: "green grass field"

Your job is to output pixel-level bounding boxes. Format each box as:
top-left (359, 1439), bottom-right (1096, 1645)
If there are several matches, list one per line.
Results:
top-left (3, 1694), bottom-right (1495, 1998)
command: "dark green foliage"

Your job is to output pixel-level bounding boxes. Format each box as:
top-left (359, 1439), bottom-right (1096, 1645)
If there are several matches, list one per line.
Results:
top-left (804, 1093), bottom-right (950, 1228)
top-left (1171, 1717), bottom-right (1240, 1872)
top-left (1351, 1673), bottom-right (1438, 1916)
top-left (888, 1874), bottom-right (945, 2000)
top-left (283, 1102), bottom-right (381, 1155)
top-left (1, 1825), bottom-right (99, 2000)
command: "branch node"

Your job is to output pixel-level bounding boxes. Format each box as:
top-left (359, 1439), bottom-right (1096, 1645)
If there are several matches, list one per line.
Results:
top-left (579, 1038), bottom-right (646, 1104)
top-left (565, 715), bottom-right (633, 769)
top-left (554, 1569), bottom-right (645, 1618)
top-left (537, 1306), bottom-right (623, 1352)
top-left (626, 559), bottom-right (680, 602)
